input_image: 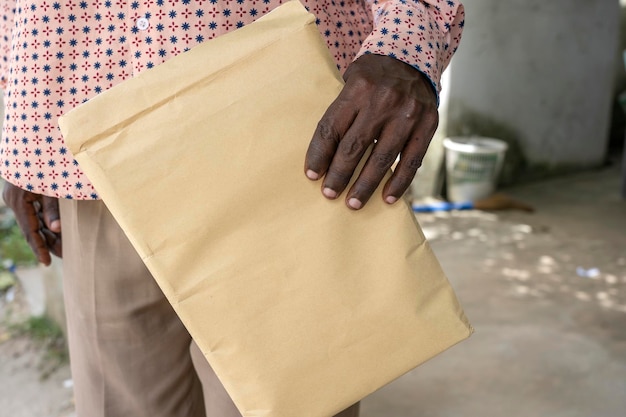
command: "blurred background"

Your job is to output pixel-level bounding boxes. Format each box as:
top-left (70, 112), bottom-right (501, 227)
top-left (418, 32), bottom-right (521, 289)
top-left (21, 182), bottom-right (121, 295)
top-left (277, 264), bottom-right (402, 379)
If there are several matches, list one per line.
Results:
top-left (1, 0), bottom-right (625, 416)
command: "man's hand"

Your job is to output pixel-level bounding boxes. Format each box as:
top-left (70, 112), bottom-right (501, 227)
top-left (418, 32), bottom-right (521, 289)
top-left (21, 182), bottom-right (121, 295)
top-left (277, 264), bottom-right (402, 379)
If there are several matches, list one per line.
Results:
top-left (305, 54), bottom-right (439, 210)
top-left (2, 182), bottom-right (62, 266)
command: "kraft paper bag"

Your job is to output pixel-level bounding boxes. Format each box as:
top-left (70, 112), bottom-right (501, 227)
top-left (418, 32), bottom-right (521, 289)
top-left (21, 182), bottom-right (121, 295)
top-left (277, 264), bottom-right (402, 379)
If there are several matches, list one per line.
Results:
top-left (59, 1), bottom-right (472, 416)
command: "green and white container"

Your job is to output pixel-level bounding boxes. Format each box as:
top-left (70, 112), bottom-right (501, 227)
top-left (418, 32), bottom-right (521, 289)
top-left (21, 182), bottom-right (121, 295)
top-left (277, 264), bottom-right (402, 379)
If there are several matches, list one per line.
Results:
top-left (443, 137), bottom-right (508, 203)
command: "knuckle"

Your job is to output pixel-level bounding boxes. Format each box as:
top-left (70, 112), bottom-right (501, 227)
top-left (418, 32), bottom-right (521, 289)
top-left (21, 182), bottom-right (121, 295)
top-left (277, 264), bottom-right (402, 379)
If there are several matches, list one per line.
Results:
top-left (349, 75), bottom-right (375, 93)
top-left (316, 119), bottom-right (340, 144)
top-left (392, 158), bottom-right (422, 191)
top-left (374, 87), bottom-right (399, 108)
top-left (393, 172), bottom-right (414, 192)
top-left (307, 140), bottom-right (329, 161)
top-left (328, 169), bottom-right (353, 189)
top-left (401, 99), bottom-right (420, 121)
top-left (338, 136), bottom-right (367, 161)
top-left (43, 199), bottom-right (59, 215)
top-left (402, 99), bottom-right (437, 126)
top-left (354, 177), bottom-right (380, 197)
top-left (406, 155), bottom-right (424, 171)
top-left (372, 151), bottom-right (397, 171)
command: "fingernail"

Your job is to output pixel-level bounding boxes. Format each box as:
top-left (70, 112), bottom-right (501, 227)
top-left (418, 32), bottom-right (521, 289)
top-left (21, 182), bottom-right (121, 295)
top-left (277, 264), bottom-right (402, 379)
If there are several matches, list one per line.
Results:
top-left (385, 196), bottom-right (398, 204)
top-left (323, 187), bottom-right (338, 199)
top-left (50, 220), bottom-right (61, 232)
top-left (348, 198), bottom-right (363, 210)
top-left (306, 169), bottom-right (319, 180)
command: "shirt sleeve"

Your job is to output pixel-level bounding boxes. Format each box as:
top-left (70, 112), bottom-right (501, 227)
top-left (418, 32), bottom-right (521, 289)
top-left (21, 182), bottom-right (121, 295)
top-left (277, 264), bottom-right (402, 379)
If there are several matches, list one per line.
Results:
top-left (356, 0), bottom-right (465, 98)
top-left (0, 0), bottom-right (16, 90)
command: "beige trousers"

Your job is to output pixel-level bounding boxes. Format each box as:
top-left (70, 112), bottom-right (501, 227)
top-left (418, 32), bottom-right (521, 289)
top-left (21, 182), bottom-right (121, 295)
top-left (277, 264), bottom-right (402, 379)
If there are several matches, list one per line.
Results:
top-left (60, 199), bottom-right (359, 417)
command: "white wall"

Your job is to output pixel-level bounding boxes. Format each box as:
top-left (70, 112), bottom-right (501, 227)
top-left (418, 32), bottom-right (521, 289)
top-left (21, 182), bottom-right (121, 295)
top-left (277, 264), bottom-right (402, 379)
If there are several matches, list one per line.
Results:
top-left (445, 0), bottom-right (620, 170)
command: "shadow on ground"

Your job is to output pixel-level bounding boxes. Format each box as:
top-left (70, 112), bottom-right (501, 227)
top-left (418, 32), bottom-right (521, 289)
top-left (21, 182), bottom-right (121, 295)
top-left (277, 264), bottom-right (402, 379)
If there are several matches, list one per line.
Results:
top-left (363, 163), bottom-right (626, 417)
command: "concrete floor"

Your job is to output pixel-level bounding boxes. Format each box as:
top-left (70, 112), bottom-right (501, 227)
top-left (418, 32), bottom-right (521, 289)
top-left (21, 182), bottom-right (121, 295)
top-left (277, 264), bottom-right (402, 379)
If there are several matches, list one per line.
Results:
top-left (362, 163), bottom-right (626, 417)
top-left (1, 162), bottom-right (625, 417)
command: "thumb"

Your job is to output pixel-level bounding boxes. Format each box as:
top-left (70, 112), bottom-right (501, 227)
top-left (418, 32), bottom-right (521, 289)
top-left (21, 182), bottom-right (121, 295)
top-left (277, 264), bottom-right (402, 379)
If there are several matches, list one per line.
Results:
top-left (41, 196), bottom-right (61, 233)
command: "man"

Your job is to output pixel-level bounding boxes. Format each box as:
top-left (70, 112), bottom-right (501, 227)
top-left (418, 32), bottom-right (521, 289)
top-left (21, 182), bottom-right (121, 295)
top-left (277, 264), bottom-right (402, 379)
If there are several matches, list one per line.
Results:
top-left (0, 1), bottom-right (464, 416)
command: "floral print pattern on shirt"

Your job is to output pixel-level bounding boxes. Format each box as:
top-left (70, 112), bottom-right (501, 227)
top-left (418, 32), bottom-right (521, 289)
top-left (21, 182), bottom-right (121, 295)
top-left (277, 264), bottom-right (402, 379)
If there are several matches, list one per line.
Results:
top-left (0, 0), bottom-right (464, 199)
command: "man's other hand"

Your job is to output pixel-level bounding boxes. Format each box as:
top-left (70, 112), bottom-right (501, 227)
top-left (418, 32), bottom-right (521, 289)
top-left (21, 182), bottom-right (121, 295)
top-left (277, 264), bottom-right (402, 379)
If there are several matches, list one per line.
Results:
top-left (2, 182), bottom-right (62, 266)
top-left (305, 54), bottom-right (438, 210)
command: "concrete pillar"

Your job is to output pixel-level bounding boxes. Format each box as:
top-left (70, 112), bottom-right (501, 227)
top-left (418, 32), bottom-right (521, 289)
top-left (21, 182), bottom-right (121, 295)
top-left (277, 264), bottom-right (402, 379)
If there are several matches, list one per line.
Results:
top-left (445, 0), bottom-right (620, 177)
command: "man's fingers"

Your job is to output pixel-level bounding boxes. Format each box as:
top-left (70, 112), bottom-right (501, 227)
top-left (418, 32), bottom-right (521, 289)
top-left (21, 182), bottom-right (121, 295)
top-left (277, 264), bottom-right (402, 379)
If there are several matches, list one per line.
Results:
top-left (320, 112), bottom-right (381, 200)
top-left (41, 196), bottom-right (61, 233)
top-left (3, 182), bottom-right (54, 266)
top-left (383, 114), bottom-right (439, 201)
top-left (38, 197), bottom-right (62, 260)
top-left (28, 233), bottom-right (52, 265)
top-left (340, 97), bottom-right (437, 209)
top-left (344, 121), bottom-right (410, 209)
top-left (305, 54), bottom-right (440, 209)
top-left (305, 94), bottom-right (358, 181)
top-left (51, 236), bottom-right (63, 259)
top-left (41, 228), bottom-right (62, 259)
top-left (19, 200), bottom-right (52, 266)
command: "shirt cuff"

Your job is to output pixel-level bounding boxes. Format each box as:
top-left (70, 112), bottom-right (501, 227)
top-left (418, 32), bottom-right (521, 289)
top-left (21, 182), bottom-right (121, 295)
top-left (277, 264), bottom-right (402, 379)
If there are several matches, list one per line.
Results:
top-left (355, 1), bottom-right (465, 103)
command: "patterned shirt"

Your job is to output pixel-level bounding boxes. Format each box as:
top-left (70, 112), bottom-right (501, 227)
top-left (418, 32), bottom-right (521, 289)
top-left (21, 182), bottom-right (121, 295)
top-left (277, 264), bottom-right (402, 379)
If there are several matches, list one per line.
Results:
top-left (0, 0), bottom-right (464, 200)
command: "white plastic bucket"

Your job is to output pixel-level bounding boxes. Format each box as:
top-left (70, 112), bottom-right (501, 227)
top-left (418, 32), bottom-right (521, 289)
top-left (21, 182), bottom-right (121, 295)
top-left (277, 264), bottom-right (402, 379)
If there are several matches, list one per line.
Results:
top-left (443, 137), bottom-right (508, 203)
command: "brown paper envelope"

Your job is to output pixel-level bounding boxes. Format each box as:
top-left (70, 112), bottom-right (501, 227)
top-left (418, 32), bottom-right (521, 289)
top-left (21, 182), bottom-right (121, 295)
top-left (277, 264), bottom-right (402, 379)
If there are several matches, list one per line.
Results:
top-left (59, 1), bottom-right (472, 416)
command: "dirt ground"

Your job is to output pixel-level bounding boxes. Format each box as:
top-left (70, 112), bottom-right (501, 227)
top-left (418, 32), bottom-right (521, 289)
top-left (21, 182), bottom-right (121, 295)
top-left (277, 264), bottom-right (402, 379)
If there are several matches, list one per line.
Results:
top-left (0, 285), bottom-right (74, 417)
top-left (1, 162), bottom-right (625, 417)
